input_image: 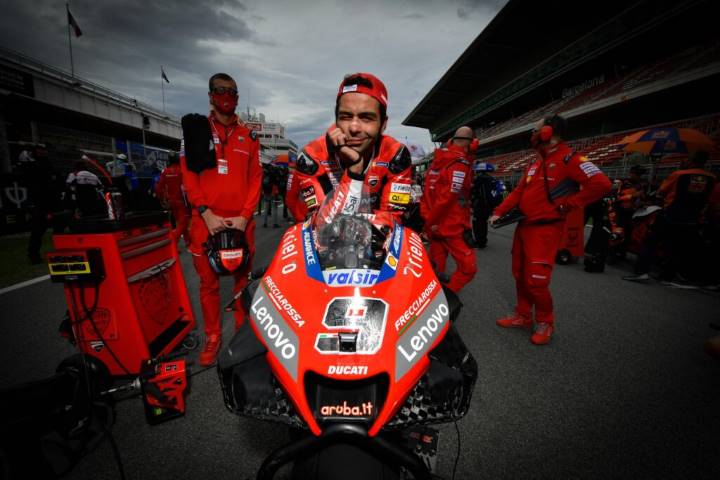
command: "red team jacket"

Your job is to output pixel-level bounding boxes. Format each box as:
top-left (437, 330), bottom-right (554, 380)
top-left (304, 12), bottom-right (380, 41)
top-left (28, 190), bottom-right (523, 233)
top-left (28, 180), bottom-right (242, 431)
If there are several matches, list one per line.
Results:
top-left (494, 143), bottom-right (612, 222)
top-left (180, 114), bottom-right (263, 220)
top-left (420, 144), bottom-right (474, 237)
top-left (155, 163), bottom-right (185, 207)
top-left (287, 130), bottom-right (413, 222)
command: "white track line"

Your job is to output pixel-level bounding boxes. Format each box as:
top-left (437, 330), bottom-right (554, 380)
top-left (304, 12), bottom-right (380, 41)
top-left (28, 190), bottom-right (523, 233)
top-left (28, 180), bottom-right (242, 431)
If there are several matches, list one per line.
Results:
top-left (0, 275), bottom-right (51, 296)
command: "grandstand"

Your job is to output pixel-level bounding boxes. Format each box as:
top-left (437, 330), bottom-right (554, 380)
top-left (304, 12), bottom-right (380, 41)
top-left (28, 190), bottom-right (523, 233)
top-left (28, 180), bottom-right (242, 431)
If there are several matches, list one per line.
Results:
top-left (404, 0), bottom-right (720, 184)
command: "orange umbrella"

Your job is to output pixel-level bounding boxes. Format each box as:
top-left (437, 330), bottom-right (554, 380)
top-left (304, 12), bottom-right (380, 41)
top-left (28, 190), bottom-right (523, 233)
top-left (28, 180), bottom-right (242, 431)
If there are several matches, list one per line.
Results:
top-left (616, 127), bottom-right (714, 155)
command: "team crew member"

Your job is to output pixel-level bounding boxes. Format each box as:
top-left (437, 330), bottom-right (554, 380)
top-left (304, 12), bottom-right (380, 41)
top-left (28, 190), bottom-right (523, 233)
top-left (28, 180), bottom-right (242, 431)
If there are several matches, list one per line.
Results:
top-left (180, 73), bottom-right (262, 366)
top-left (291, 73), bottom-right (413, 222)
top-left (420, 126), bottom-right (478, 293)
top-left (155, 151), bottom-right (190, 245)
top-left (623, 150), bottom-right (717, 286)
top-left (490, 114), bottom-right (611, 345)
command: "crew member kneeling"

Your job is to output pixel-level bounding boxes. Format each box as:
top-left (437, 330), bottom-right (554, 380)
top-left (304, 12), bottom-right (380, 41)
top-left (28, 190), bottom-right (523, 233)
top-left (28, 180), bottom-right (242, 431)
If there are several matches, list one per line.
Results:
top-left (489, 115), bottom-right (611, 345)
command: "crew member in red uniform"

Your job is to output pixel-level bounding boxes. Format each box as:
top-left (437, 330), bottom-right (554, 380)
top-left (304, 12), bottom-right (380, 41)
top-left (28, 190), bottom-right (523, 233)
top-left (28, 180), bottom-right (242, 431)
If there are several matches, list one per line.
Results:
top-left (180, 73), bottom-right (262, 366)
top-left (290, 73), bottom-right (413, 223)
top-left (623, 150), bottom-right (717, 287)
top-left (490, 114), bottom-right (611, 345)
top-left (421, 126), bottom-right (478, 293)
top-left (155, 151), bottom-right (190, 245)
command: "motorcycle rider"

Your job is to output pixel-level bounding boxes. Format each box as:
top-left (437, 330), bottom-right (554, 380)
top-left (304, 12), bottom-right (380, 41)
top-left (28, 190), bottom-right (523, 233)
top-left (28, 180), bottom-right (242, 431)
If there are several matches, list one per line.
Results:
top-left (489, 114), bottom-right (611, 345)
top-left (420, 127), bottom-right (478, 293)
top-left (180, 72), bottom-right (263, 366)
top-left (289, 73), bottom-right (413, 224)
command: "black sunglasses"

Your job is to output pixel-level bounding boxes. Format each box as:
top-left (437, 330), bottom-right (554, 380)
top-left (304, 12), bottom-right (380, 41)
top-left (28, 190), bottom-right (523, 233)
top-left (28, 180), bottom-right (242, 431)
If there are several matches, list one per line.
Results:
top-left (212, 87), bottom-right (238, 95)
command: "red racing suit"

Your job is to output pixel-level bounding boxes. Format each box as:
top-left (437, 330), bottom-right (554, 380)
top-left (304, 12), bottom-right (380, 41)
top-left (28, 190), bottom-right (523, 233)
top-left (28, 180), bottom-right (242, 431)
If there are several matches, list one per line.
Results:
top-left (180, 113), bottom-right (263, 337)
top-left (155, 163), bottom-right (190, 243)
top-left (288, 129), bottom-right (414, 224)
top-left (285, 168), bottom-right (307, 221)
top-left (493, 143), bottom-right (611, 324)
top-left (420, 144), bottom-right (477, 293)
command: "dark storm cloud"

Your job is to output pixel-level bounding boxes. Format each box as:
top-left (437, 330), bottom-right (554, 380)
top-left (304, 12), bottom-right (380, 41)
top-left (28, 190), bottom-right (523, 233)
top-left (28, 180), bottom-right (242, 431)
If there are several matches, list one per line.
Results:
top-left (0, 0), bottom-right (267, 114)
top-left (0, 0), bottom-right (506, 149)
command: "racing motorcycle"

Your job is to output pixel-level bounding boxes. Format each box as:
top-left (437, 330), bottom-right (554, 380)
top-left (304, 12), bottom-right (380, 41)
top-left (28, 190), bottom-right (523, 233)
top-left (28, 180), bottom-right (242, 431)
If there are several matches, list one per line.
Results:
top-left (218, 188), bottom-right (478, 479)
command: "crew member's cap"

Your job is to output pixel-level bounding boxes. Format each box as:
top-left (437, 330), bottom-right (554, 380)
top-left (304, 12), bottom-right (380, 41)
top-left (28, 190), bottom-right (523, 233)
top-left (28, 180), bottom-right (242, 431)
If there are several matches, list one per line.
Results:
top-left (473, 162), bottom-right (496, 172)
top-left (337, 73), bottom-right (388, 110)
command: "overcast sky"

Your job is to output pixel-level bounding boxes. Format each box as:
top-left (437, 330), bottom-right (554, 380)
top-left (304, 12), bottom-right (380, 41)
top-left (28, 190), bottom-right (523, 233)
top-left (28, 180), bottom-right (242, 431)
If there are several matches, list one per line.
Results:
top-left (1, 0), bottom-right (506, 150)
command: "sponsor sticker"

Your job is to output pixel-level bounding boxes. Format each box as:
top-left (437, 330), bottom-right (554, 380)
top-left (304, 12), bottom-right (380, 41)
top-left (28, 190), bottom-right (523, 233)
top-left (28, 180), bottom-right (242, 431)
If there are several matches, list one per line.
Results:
top-left (395, 293), bottom-right (450, 379)
top-left (323, 269), bottom-right (380, 287)
top-left (579, 161), bottom-right (600, 177)
top-left (250, 291), bottom-right (300, 379)
top-left (394, 279), bottom-right (438, 332)
top-left (327, 365), bottom-right (368, 376)
top-left (320, 401), bottom-right (373, 417)
top-left (342, 84), bottom-right (358, 93)
top-left (261, 276), bottom-right (305, 327)
top-left (389, 193), bottom-right (410, 204)
top-left (390, 183), bottom-right (412, 194)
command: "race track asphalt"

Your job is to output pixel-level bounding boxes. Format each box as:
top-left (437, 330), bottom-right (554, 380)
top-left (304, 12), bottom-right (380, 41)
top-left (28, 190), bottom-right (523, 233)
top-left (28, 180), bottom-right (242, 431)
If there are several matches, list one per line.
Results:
top-left (1, 220), bottom-right (718, 480)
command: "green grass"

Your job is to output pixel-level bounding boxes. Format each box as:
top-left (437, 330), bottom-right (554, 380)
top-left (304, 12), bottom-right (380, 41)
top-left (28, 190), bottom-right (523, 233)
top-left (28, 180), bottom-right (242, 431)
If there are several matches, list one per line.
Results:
top-left (0, 233), bottom-right (54, 289)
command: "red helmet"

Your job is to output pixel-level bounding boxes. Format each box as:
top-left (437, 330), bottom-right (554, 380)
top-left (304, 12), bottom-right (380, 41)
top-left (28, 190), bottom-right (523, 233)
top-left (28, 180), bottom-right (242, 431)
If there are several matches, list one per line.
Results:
top-left (205, 229), bottom-right (249, 275)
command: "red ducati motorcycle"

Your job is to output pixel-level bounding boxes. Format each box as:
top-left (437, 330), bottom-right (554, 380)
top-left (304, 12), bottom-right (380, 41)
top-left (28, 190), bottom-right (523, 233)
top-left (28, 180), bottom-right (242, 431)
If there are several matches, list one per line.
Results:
top-left (218, 190), bottom-right (477, 479)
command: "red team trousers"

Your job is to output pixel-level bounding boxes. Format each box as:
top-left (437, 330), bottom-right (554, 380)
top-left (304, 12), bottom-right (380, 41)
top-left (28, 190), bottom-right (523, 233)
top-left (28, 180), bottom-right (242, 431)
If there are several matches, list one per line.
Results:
top-left (511, 221), bottom-right (564, 324)
top-left (189, 217), bottom-right (255, 337)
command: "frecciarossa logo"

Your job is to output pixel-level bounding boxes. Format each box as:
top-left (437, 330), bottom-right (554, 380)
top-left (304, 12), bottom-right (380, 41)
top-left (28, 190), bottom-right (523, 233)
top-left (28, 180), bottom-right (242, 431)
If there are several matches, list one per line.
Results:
top-left (323, 269), bottom-right (380, 287)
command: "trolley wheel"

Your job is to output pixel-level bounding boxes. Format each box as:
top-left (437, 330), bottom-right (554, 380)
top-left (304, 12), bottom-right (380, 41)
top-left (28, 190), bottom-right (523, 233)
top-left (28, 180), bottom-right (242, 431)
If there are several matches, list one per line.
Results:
top-left (56, 353), bottom-right (113, 397)
top-left (556, 249), bottom-right (572, 265)
top-left (181, 332), bottom-right (200, 351)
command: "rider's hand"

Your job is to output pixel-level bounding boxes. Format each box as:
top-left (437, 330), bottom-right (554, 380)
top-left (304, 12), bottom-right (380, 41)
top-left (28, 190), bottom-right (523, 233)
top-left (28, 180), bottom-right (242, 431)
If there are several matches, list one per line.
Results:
top-left (328, 127), bottom-right (361, 167)
top-left (488, 215), bottom-right (500, 225)
top-left (201, 209), bottom-right (226, 235)
top-left (224, 216), bottom-right (248, 232)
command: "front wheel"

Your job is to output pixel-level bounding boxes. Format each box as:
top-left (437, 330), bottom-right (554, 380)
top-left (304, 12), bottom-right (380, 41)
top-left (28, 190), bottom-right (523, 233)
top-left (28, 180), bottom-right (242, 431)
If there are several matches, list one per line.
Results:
top-left (291, 442), bottom-right (400, 480)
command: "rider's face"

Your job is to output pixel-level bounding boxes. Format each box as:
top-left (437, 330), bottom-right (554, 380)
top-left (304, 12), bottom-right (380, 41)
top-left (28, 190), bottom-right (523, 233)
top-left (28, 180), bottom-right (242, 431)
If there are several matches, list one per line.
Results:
top-left (336, 92), bottom-right (386, 155)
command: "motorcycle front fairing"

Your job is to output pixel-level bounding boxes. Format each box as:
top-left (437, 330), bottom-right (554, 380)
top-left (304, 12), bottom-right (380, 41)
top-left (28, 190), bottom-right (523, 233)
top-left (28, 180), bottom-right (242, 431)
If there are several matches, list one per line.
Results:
top-left (218, 180), bottom-right (476, 437)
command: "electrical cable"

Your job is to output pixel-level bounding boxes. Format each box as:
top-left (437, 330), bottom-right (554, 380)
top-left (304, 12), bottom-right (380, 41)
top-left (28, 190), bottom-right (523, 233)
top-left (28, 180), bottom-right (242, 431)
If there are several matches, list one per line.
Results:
top-left (452, 420), bottom-right (461, 480)
top-left (78, 280), bottom-right (133, 376)
top-left (189, 365), bottom-right (215, 378)
top-left (68, 282), bottom-right (127, 479)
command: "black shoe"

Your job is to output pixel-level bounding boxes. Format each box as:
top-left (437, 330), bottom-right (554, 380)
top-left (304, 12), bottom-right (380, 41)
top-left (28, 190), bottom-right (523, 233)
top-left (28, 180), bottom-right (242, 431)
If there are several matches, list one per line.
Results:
top-left (476, 243), bottom-right (487, 249)
top-left (263, 223), bottom-right (268, 228)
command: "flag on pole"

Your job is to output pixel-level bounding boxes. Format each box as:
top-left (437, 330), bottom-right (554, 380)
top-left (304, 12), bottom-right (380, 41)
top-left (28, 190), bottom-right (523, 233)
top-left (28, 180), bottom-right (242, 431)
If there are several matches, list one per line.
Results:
top-left (161, 66), bottom-right (170, 83)
top-left (67, 7), bottom-right (82, 37)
